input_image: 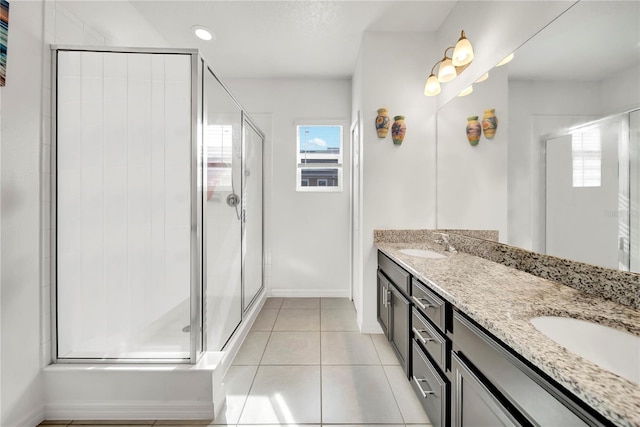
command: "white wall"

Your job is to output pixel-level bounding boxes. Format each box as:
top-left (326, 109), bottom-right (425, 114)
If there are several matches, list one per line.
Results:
top-left (1, 1), bottom-right (46, 425)
top-left (437, 64), bottom-right (508, 239)
top-left (224, 78), bottom-right (352, 298)
top-left (601, 63), bottom-right (640, 116)
top-left (356, 32), bottom-right (438, 333)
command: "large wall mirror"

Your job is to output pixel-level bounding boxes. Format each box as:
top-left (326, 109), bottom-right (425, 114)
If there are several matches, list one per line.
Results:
top-left (436, 0), bottom-right (640, 272)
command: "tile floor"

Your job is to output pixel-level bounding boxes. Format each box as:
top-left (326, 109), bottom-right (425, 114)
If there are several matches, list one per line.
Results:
top-left (39, 297), bottom-right (431, 427)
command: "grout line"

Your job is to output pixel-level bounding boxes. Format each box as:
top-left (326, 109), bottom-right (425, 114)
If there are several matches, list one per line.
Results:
top-left (234, 304), bottom-right (278, 424)
top-left (381, 363), bottom-right (408, 426)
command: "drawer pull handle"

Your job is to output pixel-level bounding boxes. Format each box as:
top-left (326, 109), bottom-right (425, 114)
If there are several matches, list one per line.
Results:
top-left (412, 296), bottom-right (434, 310)
top-left (413, 376), bottom-right (435, 398)
top-left (412, 327), bottom-right (435, 345)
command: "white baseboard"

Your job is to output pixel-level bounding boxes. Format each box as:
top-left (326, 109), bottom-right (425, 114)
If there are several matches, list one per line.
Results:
top-left (270, 289), bottom-right (350, 298)
top-left (45, 401), bottom-right (215, 420)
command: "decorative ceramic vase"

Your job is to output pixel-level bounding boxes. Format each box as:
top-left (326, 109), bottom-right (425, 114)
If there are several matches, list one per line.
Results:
top-left (391, 116), bottom-right (406, 145)
top-left (375, 108), bottom-right (391, 138)
top-left (466, 116), bottom-right (481, 146)
top-left (482, 109), bottom-right (498, 139)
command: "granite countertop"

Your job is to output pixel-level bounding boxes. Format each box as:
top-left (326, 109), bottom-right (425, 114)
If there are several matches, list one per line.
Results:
top-left (376, 241), bottom-right (640, 427)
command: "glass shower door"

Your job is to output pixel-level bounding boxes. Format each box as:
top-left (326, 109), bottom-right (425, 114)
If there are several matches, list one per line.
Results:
top-left (203, 67), bottom-right (243, 351)
top-left (242, 119), bottom-right (264, 311)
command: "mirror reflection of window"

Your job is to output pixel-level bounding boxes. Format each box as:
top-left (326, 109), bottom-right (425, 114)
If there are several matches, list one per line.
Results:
top-left (572, 128), bottom-right (602, 188)
top-left (207, 124), bottom-right (233, 199)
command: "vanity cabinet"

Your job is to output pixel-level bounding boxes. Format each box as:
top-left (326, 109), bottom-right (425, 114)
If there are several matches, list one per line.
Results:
top-left (450, 310), bottom-right (606, 427)
top-left (377, 252), bottom-right (411, 376)
top-left (376, 249), bottom-right (614, 427)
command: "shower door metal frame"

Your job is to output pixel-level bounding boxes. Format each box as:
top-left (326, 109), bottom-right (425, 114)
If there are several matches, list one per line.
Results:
top-left (241, 114), bottom-right (266, 316)
top-left (50, 46), bottom-right (204, 364)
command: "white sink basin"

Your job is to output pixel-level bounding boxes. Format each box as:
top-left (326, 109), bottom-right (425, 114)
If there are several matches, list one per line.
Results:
top-left (530, 316), bottom-right (640, 384)
top-left (398, 248), bottom-right (447, 259)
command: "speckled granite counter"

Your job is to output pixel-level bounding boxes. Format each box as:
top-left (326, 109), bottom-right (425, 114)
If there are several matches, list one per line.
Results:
top-left (375, 240), bottom-right (640, 427)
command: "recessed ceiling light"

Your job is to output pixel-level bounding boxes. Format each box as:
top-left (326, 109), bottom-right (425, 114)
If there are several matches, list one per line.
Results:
top-left (191, 25), bottom-right (215, 41)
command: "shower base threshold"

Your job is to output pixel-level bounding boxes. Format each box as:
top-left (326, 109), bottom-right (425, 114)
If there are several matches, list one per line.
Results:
top-left (42, 351), bottom-right (225, 421)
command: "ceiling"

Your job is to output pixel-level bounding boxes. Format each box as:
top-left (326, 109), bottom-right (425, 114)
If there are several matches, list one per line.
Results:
top-left (57, 1), bottom-right (639, 82)
top-left (60, 0), bottom-right (457, 79)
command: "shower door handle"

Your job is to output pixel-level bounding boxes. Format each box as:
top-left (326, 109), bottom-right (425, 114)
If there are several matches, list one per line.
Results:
top-left (226, 193), bottom-right (240, 207)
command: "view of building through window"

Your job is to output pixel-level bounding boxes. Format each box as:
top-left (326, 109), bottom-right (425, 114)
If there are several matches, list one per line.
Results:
top-left (296, 124), bottom-right (343, 191)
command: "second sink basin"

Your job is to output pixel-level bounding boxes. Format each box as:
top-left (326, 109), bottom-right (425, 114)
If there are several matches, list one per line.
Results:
top-left (399, 248), bottom-right (447, 259)
top-left (530, 316), bottom-right (640, 384)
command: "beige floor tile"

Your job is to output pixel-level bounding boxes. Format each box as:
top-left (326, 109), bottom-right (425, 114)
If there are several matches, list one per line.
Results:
top-left (251, 309), bottom-right (278, 331)
top-left (320, 309), bottom-right (358, 331)
top-left (214, 365), bottom-right (259, 425)
top-left (321, 332), bottom-right (380, 365)
top-left (280, 297), bottom-right (320, 309)
top-left (273, 309), bottom-right (320, 331)
top-left (238, 366), bottom-right (321, 424)
top-left (261, 331), bottom-right (320, 365)
top-left (384, 364), bottom-right (432, 424)
top-left (262, 297), bottom-right (283, 310)
top-left (320, 297), bottom-right (354, 310)
top-left (232, 332), bottom-right (270, 365)
top-left (370, 333), bottom-right (400, 365)
top-left (321, 365), bottom-right (403, 424)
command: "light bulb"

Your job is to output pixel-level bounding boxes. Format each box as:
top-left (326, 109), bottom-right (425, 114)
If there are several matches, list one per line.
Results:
top-left (458, 85), bottom-right (473, 97)
top-left (424, 74), bottom-right (441, 96)
top-left (452, 31), bottom-right (474, 66)
top-left (438, 58), bottom-right (456, 83)
top-left (475, 72), bottom-right (489, 83)
top-left (496, 53), bottom-right (514, 67)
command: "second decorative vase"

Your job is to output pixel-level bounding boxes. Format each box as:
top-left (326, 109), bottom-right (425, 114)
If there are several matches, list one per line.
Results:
top-left (466, 116), bottom-right (481, 146)
top-left (392, 116), bottom-right (406, 145)
top-left (482, 108), bottom-right (498, 139)
top-left (375, 108), bottom-right (391, 138)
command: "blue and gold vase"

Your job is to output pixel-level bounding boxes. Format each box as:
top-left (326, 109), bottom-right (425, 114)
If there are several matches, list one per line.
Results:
top-left (482, 109), bottom-right (498, 139)
top-left (376, 108), bottom-right (391, 138)
top-left (392, 116), bottom-right (406, 145)
top-left (466, 116), bottom-right (481, 146)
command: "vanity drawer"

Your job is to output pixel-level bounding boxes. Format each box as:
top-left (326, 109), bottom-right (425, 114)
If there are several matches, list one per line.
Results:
top-left (412, 307), bottom-right (449, 371)
top-left (378, 251), bottom-right (410, 294)
top-left (412, 278), bottom-right (447, 333)
top-left (412, 340), bottom-right (449, 427)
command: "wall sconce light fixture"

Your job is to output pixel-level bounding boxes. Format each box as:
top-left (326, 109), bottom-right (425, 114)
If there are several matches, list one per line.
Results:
top-left (424, 30), bottom-right (474, 97)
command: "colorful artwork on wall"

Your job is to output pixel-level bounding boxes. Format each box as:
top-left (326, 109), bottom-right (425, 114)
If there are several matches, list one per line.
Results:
top-left (0, 0), bottom-right (8, 87)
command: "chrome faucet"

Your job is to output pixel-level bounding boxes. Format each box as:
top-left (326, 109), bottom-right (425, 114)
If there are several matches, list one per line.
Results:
top-left (435, 233), bottom-right (457, 253)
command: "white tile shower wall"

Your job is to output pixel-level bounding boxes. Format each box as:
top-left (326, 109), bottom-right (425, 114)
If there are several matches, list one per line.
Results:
top-left (56, 51), bottom-right (191, 358)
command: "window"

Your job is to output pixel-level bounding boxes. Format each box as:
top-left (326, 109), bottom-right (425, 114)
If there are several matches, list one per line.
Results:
top-left (296, 124), bottom-right (343, 191)
top-left (572, 127), bottom-right (601, 188)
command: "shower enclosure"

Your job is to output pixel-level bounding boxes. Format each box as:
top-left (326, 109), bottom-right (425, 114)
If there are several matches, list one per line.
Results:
top-left (52, 47), bottom-right (264, 363)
